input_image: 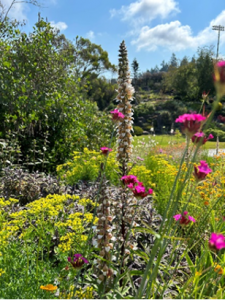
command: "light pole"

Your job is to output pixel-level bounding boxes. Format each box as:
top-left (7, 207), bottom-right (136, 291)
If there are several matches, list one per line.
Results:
top-left (212, 25), bottom-right (225, 59)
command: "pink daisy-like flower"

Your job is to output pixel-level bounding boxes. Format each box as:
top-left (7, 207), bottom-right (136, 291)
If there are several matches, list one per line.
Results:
top-left (110, 109), bottom-right (125, 122)
top-left (100, 147), bottom-right (112, 156)
top-left (175, 114), bottom-right (206, 138)
top-left (194, 160), bottom-right (212, 181)
top-left (173, 211), bottom-right (196, 225)
top-left (68, 254), bottom-right (89, 268)
top-left (209, 233), bottom-right (225, 251)
top-left (191, 132), bottom-right (214, 145)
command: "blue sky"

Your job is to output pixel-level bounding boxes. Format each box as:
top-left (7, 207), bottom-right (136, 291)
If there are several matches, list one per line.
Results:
top-left (3, 0), bottom-right (225, 78)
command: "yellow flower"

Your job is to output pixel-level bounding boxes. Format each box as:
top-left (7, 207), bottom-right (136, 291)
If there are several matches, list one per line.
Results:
top-left (40, 284), bottom-right (57, 292)
top-left (214, 264), bottom-right (224, 275)
top-left (195, 271), bottom-right (202, 277)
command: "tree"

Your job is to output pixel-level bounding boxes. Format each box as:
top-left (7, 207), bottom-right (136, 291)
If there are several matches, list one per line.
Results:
top-left (180, 56), bottom-right (189, 66)
top-left (196, 46), bottom-right (215, 98)
top-left (0, 0), bottom-right (41, 23)
top-left (170, 53), bottom-right (178, 68)
top-left (87, 76), bottom-right (117, 110)
top-left (160, 60), bottom-right (169, 72)
top-left (163, 62), bottom-right (198, 99)
top-left (0, 18), bottom-right (113, 171)
top-left (131, 58), bottom-right (139, 83)
top-left (72, 37), bottom-right (117, 82)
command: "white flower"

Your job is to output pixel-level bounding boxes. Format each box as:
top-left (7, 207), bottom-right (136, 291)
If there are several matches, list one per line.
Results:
top-left (105, 247), bottom-right (110, 252)
top-left (98, 235), bottom-right (103, 239)
top-left (92, 239), bottom-right (98, 247)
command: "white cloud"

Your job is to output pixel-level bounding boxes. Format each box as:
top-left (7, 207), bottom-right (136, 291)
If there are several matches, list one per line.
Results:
top-left (50, 21), bottom-right (68, 31)
top-left (110, 0), bottom-right (180, 24)
top-left (0, 0), bottom-right (27, 20)
top-left (131, 10), bottom-right (225, 52)
top-left (86, 30), bottom-right (95, 40)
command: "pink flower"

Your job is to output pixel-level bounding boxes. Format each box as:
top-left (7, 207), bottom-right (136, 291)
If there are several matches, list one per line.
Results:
top-left (68, 254), bottom-right (89, 268)
top-left (175, 114), bottom-right (206, 138)
top-left (137, 156), bottom-right (144, 161)
top-left (132, 185), bottom-right (153, 199)
top-left (209, 233), bottom-right (225, 251)
top-left (214, 61), bottom-right (225, 96)
top-left (214, 61), bottom-right (225, 83)
top-left (127, 183), bottom-right (134, 189)
top-left (173, 211), bottom-right (196, 225)
top-left (110, 109), bottom-right (125, 122)
top-left (194, 160), bottom-right (212, 181)
top-left (191, 132), bottom-right (214, 145)
top-left (121, 175), bottom-right (138, 185)
top-left (100, 147), bottom-right (112, 155)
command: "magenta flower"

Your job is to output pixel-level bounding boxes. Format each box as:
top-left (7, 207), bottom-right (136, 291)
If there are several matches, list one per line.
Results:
top-left (110, 109), bottom-right (125, 122)
top-left (121, 175), bottom-right (138, 185)
top-left (209, 233), bottom-right (225, 251)
top-left (132, 185), bottom-right (153, 199)
top-left (100, 147), bottom-right (112, 155)
top-left (175, 114), bottom-right (206, 138)
top-left (214, 61), bottom-right (225, 83)
top-left (191, 132), bottom-right (214, 145)
top-left (127, 183), bottom-right (134, 189)
top-left (214, 61), bottom-right (225, 96)
top-left (194, 160), bottom-right (212, 181)
top-left (68, 254), bottom-right (89, 268)
top-left (173, 211), bottom-right (196, 225)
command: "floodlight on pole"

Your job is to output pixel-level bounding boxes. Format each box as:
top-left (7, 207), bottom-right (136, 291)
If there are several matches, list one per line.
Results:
top-left (212, 25), bottom-right (225, 59)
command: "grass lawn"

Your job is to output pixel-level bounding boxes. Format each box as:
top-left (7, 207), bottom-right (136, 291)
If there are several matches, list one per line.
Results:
top-left (133, 134), bottom-right (225, 150)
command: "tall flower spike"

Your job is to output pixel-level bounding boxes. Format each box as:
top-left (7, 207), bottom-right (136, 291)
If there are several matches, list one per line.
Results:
top-left (116, 41), bottom-right (134, 176)
top-left (95, 164), bottom-right (114, 287)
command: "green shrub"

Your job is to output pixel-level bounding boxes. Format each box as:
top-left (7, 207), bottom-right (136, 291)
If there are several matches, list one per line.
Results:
top-left (57, 148), bottom-right (119, 185)
top-left (133, 126), bottom-right (144, 136)
top-left (205, 128), bottom-right (225, 142)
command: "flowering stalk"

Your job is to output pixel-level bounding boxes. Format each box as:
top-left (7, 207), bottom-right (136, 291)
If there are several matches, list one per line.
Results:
top-left (113, 41), bottom-right (137, 276)
top-left (116, 40), bottom-right (134, 176)
top-left (95, 165), bottom-right (114, 287)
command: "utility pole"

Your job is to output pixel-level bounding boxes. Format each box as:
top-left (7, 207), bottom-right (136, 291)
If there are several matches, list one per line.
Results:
top-left (212, 25), bottom-right (225, 59)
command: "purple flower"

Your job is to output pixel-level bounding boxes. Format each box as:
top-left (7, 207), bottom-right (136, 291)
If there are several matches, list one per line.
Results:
top-left (137, 156), bottom-right (144, 161)
top-left (173, 211), bottom-right (196, 225)
top-left (67, 254), bottom-right (89, 268)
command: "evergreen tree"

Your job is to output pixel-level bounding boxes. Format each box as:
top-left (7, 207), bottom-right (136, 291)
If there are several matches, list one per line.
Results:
top-left (170, 53), bottom-right (178, 67)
